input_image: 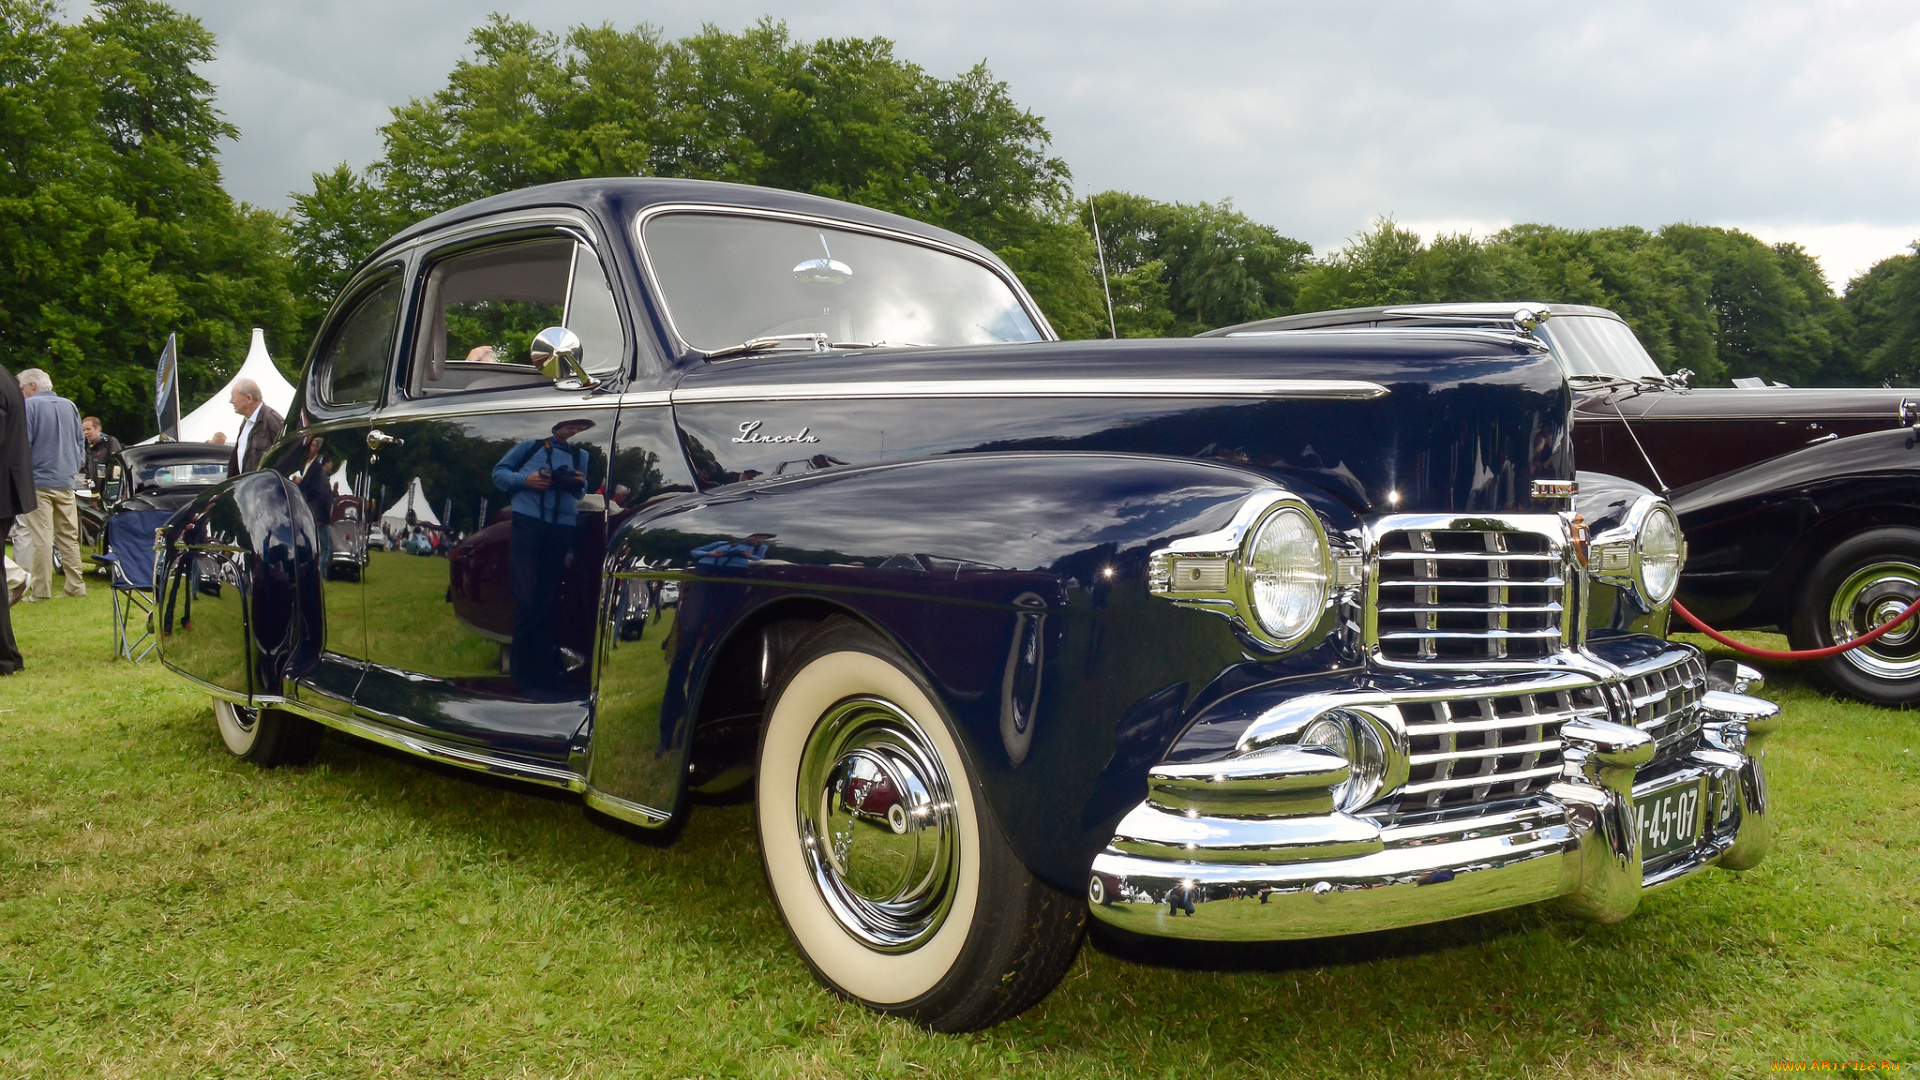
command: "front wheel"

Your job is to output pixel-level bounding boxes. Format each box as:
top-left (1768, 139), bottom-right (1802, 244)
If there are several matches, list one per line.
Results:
top-left (213, 698), bottom-right (324, 766)
top-left (1789, 527), bottom-right (1920, 706)
top-left (755, 619), bottom-right (1084, 1031)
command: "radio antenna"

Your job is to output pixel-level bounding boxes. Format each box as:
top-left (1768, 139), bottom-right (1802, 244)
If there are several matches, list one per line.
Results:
top-left (1088, 195), bottom-right (1118, 340)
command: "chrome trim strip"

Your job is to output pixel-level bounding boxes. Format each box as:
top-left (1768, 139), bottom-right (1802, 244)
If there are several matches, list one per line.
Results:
top-left (670, 377), bottom-right (1389, 405)
top-left (275, 698), bottom-right (585, 792)
top-left (584, 786), bottom-right (674, 827)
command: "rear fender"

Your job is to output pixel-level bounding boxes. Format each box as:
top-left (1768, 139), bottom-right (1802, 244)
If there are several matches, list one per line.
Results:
top-left (1672, 428), bottom-right (1920, 627)
top-left (157, 470), bottom-right (322, 703)
top-left (587, 452), bottom-right (1362, 889)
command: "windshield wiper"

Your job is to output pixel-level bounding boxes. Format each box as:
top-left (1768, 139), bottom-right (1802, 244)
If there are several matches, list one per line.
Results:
top-left (703, 334), bottom-right (832, 361)
top-left (703, 334), bottom-right (929, 361)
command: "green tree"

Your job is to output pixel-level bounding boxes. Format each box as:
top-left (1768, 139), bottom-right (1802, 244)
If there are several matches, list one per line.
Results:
top-left (1081, 192), bottom-right (1311, 335)
top-left (1844, 244), bottom-right (1920, 386)
top-left (292, 16), bottom-right (1105, 338)
top-left (0, 0), bottom-right (298, 439)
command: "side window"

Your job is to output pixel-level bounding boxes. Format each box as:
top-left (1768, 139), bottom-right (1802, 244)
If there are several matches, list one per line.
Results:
top-left (320, 273), bottom-right (402, 407)
top-left (413, 238), bottom-right (626, 396)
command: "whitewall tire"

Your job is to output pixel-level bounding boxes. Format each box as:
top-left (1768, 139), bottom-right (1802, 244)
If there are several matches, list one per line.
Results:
top-left (755, 618), bottom-right (1084, 1031)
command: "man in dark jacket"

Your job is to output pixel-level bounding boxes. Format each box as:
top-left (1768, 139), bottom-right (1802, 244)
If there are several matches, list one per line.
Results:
top-left (81, 416), bottom-right (121, 491)
top-left (0, 362), bottom-right (39, 673)
top-left (227, 378), bottom-right (284, 474)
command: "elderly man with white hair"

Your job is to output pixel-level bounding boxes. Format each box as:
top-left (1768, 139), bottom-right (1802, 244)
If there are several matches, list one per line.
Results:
top-left (227, 376), bottom-right (284, 475)
top-left (17, 367), bottom-right (86, 601)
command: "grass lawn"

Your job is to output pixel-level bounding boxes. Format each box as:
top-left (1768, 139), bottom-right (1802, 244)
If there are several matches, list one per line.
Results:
top-left (1, 587), bottom-right (1915, 1078)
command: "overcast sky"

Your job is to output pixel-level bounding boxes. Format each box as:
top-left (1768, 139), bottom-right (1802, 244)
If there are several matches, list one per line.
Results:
top-left (175, 0), bottom-right (1920, 288)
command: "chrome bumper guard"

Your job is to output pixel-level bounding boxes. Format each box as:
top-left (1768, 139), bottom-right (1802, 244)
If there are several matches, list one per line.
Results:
top-left (1087, 658), bottom-right (1780, 942)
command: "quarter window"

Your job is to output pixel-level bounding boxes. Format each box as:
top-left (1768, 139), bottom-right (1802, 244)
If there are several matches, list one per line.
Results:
top-left (319, 272), bottom-right (402, 407)
top-left (412, 237), bottom-right (626, 395)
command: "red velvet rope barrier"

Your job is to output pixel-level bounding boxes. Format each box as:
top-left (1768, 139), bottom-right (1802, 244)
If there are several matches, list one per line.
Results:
top-left (1671, 596), bottom-right (1920, 661)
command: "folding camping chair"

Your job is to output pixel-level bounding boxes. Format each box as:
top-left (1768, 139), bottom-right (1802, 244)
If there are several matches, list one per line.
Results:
top-left (90, 508), bottom-right (173, 661)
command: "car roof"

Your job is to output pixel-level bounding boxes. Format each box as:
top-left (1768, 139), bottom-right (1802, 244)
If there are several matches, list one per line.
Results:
top-left (372, 177), bottom-right (1000, 265)
top-left (120, 442), bottom-right (230, 469)
top-left (1203, 302), bottom-right (1627, 336)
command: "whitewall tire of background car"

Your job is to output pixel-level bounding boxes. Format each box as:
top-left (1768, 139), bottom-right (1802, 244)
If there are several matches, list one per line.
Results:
top-left (755, 618), bottom-right (1085, 1031)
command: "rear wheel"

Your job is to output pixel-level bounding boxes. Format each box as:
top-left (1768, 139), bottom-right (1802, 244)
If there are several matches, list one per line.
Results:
top-left (212, 698), bottom-right (324, 766)
top-left (755, 619), bottom-right (1084, 1031)
top-left (1789, 527), bottom-right (1920, 706)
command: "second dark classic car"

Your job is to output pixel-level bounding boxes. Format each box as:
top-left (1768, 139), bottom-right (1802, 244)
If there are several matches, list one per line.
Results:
top-left (1212, 303), bottom-right (1920, 706)
top-left (154, 180), bottom-right (1781, 1030)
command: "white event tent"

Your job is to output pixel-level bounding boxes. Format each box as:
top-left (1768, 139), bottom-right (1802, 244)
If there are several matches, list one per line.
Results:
top-left (379, 477), bottom-right (442, 533)
top-left (160, 328), bottom-right (297, 444)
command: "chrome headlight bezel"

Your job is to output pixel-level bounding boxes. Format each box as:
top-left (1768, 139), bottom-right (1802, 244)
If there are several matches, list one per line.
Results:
top-left (1148, 490), bottom-right (1337, 651)
top-left (1590, 494), bottom-right (1686, 607)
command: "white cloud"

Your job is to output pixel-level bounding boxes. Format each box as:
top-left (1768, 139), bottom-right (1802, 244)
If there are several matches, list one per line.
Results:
top-left (171, 0), bottom-right (1920, 283)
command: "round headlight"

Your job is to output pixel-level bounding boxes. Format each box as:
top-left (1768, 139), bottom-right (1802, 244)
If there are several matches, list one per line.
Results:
top-left (1245, 505), bottom-right (1330, 644)
top-left (1637, 504), bottom-right (1683, 604)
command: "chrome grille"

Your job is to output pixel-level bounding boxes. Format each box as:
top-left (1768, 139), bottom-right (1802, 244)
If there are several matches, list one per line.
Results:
top-left (1373, 524), bottom-right (1567, 662)
top-left (1394, 684), bottom-right (1608, 813)
top-left (1622, 653), bottom-right (1706, 761)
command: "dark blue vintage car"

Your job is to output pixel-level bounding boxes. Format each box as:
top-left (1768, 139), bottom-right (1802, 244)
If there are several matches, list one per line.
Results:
top-left (154, 179), bottom-right (1782, 1031)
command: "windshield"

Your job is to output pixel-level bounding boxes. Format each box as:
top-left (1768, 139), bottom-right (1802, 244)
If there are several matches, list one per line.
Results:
top-left (640, 212), bottom-right (1044, 354)
top-left (139, 461), bottom-right (227, 490)
top-left (1537, 315), bottom-right (1664, 380)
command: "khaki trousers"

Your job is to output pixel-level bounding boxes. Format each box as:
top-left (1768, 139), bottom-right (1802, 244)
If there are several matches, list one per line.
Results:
top-left (24, 487), bottom-right (85, 600)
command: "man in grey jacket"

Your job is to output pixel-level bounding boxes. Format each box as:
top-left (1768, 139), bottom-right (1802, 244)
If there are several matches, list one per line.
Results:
top-left (18, 368), bottom-right (86, 600)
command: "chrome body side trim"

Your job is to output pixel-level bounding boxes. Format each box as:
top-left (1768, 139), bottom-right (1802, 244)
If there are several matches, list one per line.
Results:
top-left (271, 697), bottom-right (585, 792)
top-left (670, 377), bottom-right (1391, 405)
top-left (584, 786), bottom-right (674, 827)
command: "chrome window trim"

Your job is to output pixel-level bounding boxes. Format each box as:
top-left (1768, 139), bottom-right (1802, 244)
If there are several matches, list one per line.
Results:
top-left (401, 209), bottom-right (634, 397)
top-left (669, 377), bottom-right (1389, 405)
top-left (630, 202), bottom-right (1059, 356)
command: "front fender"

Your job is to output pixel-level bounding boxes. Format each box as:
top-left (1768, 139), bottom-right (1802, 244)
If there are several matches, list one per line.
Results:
top-left (588, 452), bottom-right (1362, 891)
top-left (157, 470), bottom-right (322, 703)
top-left (1672, 427), bottom-right (1920, 627)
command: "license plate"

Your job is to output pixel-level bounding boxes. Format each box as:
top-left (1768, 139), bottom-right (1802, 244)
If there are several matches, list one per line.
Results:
top-left (1637, 780), bottom-right (1703, 863)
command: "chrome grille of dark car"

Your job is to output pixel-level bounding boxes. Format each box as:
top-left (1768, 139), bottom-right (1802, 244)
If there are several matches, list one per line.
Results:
top-left (1623, 653), bottom-right (1707, 762)
top-left (1373, 527), bottom-right (1566, 662)
top-left (1393, 684), bottom-right (1607, 814)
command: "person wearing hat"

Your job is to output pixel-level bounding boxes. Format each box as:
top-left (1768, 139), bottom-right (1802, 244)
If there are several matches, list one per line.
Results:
top-left (491, 419), bottom-right (595, 694)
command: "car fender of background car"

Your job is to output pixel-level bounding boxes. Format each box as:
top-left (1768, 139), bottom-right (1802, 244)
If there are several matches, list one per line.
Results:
top-left (152, 179), bottom-right (1782, 1031)
top-left (1210, 303), bottom-right (1920, 707)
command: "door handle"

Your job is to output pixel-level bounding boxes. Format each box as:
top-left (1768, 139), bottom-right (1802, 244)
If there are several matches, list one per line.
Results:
top-left (367, 429), bottom-right (403, 450)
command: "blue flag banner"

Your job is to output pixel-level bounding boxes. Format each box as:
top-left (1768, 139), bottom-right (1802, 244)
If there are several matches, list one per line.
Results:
top-left (155, 333), bottom-right (179, 440)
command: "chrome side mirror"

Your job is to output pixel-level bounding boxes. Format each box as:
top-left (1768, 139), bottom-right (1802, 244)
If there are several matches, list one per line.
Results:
top-left (531, 326), bottom-right (599, 391)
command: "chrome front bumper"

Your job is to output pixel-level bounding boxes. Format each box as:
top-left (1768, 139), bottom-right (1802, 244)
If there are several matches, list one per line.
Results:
top-left (1087, 662), bottom-right (1780, 942)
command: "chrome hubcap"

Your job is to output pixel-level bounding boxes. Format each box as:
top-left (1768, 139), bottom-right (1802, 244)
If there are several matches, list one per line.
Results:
top-left (1830, 560), bottom-right (1920, 679)
top-left (797, 696), bottom-right (958, 951)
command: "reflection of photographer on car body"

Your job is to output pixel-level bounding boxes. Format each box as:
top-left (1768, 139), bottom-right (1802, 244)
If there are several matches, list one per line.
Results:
top-left (491, 419), bottom-right (594, 695)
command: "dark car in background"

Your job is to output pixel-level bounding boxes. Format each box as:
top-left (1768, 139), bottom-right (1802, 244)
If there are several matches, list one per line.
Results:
top-left (1212, 303), bottom-right (1920, 705)
top-left (151, 180), bottom-right (1781, 1030)
top-left (80, 441), bottom-right (232, 542)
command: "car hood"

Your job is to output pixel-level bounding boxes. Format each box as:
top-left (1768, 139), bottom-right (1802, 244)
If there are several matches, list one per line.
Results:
top-left (667, 333), bottom-right (1574, 516)
top-left (1582, 385), bottom-right (1914, 423)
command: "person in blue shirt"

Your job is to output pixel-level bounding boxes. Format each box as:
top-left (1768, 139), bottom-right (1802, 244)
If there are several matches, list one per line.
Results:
top-left (16, 368), bottom-right (85, 601)
top-left (492, 419), bottom-right (594, 695)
